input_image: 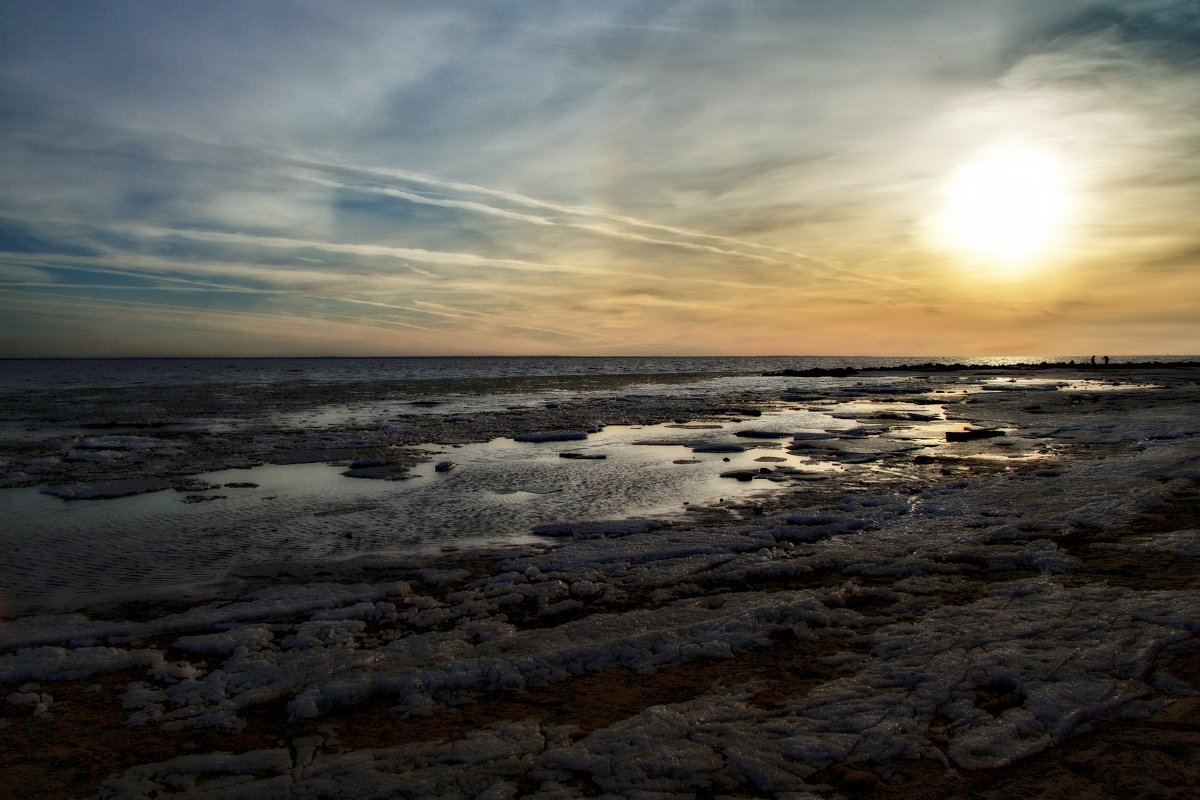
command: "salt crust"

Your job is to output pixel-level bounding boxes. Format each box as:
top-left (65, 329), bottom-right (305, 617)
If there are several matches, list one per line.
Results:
top-left (3, 374), bottom-right (1198, 797)
top-left (85, 441), bottom-right (1200, 794)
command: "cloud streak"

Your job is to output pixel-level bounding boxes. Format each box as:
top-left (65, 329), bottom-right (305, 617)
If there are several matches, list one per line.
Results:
top-left (288, 154), bottom-right (903, 286)
top-left (0, 1), bottom-right (1197, 355)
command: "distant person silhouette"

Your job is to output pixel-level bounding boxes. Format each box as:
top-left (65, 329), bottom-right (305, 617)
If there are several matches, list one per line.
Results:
top-left (1103, 356), bottom-right (1109, 365)
top-left (1090, 355), bottom-right (1096, 365)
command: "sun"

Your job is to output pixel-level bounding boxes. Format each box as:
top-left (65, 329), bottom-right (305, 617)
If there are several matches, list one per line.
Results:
top-left (930, 142), bottom-right (1073, 274)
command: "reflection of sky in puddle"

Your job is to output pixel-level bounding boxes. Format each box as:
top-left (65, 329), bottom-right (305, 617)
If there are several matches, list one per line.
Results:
top-left (0, 408), bottom-right (840, 614)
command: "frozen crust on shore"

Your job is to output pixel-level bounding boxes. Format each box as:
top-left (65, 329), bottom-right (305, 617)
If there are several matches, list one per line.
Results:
top-left (2, 366), bottom-right (1200, 798)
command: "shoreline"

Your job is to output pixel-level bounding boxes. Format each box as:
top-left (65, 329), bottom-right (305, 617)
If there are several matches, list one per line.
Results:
top-left (2, 365), bottom-right (1199, 798)
top-left (766, 358), bottom-right (1200, 377)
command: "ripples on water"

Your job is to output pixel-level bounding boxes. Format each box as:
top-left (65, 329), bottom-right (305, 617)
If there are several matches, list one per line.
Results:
top-left (0, 409), bottom-right (840, 614)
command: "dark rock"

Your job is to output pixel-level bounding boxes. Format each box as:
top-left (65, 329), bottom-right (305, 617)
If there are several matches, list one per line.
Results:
top-left (513, 430), bottom-right (589, 443)
top-left (559, 452), bottom-right (607, 460)
top-left (834, 452), bottom-right (879, 463)
top-left (173, 479), bottom-right (222, 493)
top-left (182, 494), bottom-right (226, 503)
top-left (434, 461), bottom-right (455, 472)
top-left (349, 458), bottom-right (392, 469)
top-left (41, 478), bottom-right (173, 500)
top-left (734, 429), bottom-right (793, 439)
top-left (342, 464), bottom-right (410, 480)
top-left (692, 443), bottom-right (747, 453)
top-left (946, 428), bottom-right (1006, 442)
top-left (272, 448), bottom-right (361, 465)
top-left (868, 410), bottom-right (940, 421)
top-left (716, 407), bottom-right (762, 417)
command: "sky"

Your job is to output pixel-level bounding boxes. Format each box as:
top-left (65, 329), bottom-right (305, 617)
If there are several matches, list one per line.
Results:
top-left (1, 0), bottom-right (1198, 357)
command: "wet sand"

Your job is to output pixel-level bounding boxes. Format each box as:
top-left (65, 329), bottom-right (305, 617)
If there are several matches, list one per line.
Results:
top-left (2, 365), bottom-right (1198, 798)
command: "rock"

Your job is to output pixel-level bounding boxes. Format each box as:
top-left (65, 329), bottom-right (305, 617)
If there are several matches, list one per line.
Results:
top-left (781, 389), bottom-right (822, 401)
top-left (349, 458), bottom-right (392, 469)
top-left (41, 478), bottom-right (173, 500)
top-left (558, 452), bottom-right (607, 460)
top-left (181, 494), bottom-right (227, 503)
top-left (173, 479), bottom-right (222, 492)
top-left (272, 448), bottom-right (361, 465)
top-left (946, 428), bottom-right (1006, 442)
top-left (720, 469), bottom-right (766, 481)
top-left (734, 429), bottom-right (793, 439)
top-left (792, 431), bottom-right (835, 441)
top-left (692, 443), bottom-right (747, 453)
top-left (833, 452), bottom-right (879, 463)
top-left (513, 430), bottom-right (589, 443)
top-left (434, 461), bottom-right (455, 472)
top-left (712, 407), bottom-right (762, 417)
top-left (866, 410), bottom-right (940, 421)
top-left (342, 464), bottom-right (410, 480)
top-left (764, 366), bottom-right (858, 377)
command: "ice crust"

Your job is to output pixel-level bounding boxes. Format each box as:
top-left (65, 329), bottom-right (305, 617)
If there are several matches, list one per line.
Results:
top-left (3, 369), bottom-right (1199, 797)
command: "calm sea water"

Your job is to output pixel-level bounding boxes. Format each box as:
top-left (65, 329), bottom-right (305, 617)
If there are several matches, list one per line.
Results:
top-left (0, 354), bottom-right (1147, 391)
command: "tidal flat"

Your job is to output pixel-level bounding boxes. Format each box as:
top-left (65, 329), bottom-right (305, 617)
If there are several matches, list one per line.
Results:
top-left (2, 363), bottom-right (1199, 798)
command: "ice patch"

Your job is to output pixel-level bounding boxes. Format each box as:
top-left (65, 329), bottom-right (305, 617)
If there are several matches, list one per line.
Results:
top-left (0, 646), bottom-right (163, 682)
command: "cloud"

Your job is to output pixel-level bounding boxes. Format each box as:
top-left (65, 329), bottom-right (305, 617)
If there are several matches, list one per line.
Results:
top-left (0, 1), bottom-right (1197, 355)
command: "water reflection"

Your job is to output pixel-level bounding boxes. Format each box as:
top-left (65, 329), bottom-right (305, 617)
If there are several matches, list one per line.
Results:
top-left (0, 410), bottom-right (838, 614)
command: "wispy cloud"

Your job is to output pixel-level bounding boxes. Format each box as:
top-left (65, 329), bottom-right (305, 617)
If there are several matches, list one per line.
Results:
top-left (117, 225), bottom-right (613, 276)
top-left (1, 1), bottom-right (1197, 355)
top-left (289, 154), bottom-right (898, 284)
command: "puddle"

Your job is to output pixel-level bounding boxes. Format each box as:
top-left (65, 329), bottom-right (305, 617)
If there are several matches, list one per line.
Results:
top-left (0, 408), bottom-right (840, 615)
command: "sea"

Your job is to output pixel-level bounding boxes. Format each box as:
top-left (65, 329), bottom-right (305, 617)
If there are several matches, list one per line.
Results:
top-left (0, 354), bottom-right (1192, 616)
top-left (0, 354), bottom-right (1151, 391)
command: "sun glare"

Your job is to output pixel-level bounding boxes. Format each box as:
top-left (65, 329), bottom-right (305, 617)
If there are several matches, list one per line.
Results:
top-left (931, 142), bottom-right (1073, 274)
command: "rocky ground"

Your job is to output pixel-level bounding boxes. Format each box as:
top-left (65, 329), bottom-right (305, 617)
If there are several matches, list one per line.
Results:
top-left (1, 366), bottom-right (1198, 798)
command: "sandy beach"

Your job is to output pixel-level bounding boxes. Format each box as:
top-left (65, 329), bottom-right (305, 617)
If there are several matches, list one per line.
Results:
top-left (2, 363), bottom-right (1198, 798)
